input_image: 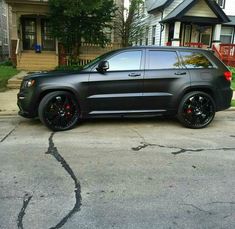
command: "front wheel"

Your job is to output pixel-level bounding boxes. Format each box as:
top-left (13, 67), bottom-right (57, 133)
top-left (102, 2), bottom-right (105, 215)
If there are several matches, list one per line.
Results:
top-left (38, 91), bottom-right (80, 131)
top-left (177, 91), bottom-right (215, 129)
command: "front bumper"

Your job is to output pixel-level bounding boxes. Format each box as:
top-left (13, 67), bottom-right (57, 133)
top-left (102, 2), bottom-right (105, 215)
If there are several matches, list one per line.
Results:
top-left (17, 90), bottom-right (38, 118)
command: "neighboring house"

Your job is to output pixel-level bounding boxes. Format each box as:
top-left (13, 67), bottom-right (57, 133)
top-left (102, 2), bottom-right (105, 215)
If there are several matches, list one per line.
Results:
top-left (5, 0), bottom-right (123, 71)
top-left (0, 0), bottom-right (9, 61)
top-left (137, 0), bottom-right (235, 65)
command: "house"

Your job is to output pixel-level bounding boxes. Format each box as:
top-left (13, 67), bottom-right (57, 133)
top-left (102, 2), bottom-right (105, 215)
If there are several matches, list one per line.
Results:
top-left (0, 0), bottom-right (10, 61)
top-left (137, 0), bottom-right (235, 66)
top-left (5, 0), bottom-right (123, 71)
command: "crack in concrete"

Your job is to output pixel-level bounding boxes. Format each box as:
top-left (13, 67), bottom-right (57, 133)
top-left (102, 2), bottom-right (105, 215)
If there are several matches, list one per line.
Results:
top-left (46, 133), bottom-right (82, 229)
top-left (132, 141), bottom-right (235, 155)
top-left (0, 126), bottom-right (17, 143)
top-left (17, 193), bottom-right (32, 229)
top-left (182, 203), bottom-right (213, 215)
top-left (207, 201), bottom-right (235, 205)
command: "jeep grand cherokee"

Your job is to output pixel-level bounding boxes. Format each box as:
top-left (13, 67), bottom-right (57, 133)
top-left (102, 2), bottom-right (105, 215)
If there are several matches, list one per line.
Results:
top-left (17, 46), bottom-right (233, 131)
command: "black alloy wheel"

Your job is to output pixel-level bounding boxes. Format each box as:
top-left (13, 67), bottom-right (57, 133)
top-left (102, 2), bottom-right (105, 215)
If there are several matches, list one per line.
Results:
top-left (38, 91), bottom-right (80, 131)
top-left (177, 91), bottom-right (215, 129)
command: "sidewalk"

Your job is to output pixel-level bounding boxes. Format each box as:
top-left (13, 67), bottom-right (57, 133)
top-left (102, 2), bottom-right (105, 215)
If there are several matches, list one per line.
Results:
top-left (0, 89), bottom-right (18, 115)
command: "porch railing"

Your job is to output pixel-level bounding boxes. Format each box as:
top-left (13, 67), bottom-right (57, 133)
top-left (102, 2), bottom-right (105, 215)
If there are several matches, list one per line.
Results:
top-left (212, 44), bottom-right (235, 67)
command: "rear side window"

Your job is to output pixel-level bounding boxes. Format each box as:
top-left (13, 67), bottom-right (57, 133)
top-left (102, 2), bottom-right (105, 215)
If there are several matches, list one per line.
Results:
top-left (180, 52), bottom-right (213, 69)
top-left (148, 51), bottom-right (180, 69)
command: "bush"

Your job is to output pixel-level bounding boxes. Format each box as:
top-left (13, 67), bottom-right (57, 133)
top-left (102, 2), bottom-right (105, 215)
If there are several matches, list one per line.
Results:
top-left (228, 66), bottom-right (235, 74)
top-left (0, 60), bottom-right (13, 67)
top-left (55, 65), bottom-right (83, 71)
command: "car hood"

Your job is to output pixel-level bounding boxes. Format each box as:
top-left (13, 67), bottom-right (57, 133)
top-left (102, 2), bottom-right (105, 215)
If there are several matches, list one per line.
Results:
top-left (24, 70), bottom-right (82, 81)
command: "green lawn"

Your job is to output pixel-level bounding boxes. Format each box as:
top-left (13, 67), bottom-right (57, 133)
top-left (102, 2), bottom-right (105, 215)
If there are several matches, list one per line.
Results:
top-left (0, 66), bottom-right (19, 91)
top-left (232, 74), bottom-right (235, 90)
top-left (231, 100), bottom-right (235, 107)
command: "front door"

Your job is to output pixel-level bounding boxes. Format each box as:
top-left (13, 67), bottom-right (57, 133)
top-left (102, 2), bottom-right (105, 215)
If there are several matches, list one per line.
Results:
top-left (41, 19), bottom-right (55, 51)
top-left (87, 49), bottom-right (144, 115)
top-left (200, 26), bottom-right (212, 47)
top-left (22, 18), bottom-right (37, 50)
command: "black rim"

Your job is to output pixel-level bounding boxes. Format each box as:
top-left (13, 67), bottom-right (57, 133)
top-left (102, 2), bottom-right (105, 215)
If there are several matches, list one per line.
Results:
top-left (44, 94), bottom-right (79, 129)
top-left (182, 94), bottom-right (214, 127)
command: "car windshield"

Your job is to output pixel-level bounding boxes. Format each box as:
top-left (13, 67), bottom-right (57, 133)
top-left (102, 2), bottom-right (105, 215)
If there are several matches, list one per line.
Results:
top-left (82, 50), bottom-right (116, 70)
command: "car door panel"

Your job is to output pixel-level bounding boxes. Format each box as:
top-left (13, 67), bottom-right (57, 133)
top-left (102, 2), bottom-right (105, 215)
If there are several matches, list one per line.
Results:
top-left (143, 49), bottom-right (190, 111)
top-left (87, 50), bottom-right (144, 114)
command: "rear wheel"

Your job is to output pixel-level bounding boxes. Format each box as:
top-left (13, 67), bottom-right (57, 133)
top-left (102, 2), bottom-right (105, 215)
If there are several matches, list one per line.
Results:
top-left (38, 91), bottom-right (80, 131)
top-left (177, 91), bottom-right (215, 129)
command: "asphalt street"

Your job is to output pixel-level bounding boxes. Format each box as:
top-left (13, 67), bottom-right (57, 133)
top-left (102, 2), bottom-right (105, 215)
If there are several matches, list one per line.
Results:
top-left (0, 112), bottom-right (235, 229)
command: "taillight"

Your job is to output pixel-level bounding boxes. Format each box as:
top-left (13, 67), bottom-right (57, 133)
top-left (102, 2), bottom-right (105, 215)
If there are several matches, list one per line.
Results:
top-left (224, 71), bottom-right (232, 81)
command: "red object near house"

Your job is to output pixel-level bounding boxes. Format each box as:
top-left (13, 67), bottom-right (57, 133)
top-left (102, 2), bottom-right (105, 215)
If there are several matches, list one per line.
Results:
top-left (213, 44), bottom-right (235, 67)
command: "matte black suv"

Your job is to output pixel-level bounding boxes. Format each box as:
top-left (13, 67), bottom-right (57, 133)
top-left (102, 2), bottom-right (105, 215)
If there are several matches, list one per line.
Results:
top-left (17, 46), bottom-right (233, 131)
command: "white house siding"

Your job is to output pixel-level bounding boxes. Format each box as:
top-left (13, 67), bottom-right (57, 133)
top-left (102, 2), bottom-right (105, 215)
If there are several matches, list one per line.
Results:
top-left (185, 0), bottom-right (217, 18)
top-left (163, 0), bottom-right (183, 18)
top-left (220, 0), bottom-right (235, 45)
top-left (149, 13), bottom-right (162, 46)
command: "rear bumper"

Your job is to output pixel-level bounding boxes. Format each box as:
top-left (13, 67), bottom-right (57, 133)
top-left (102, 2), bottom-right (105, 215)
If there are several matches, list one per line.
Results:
top-left (216, 88), bottom-right (233, 111)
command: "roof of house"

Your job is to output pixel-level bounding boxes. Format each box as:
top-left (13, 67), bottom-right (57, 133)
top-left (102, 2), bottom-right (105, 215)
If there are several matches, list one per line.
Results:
top-left (146, 0), bottom-right (174, 13)
top-left (226, 16), bottom-right (235, 25)
top-left (161, 0), bottom-right (230, 24)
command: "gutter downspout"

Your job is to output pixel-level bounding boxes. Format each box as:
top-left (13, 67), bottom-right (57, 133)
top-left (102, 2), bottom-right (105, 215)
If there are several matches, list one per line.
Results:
top-left (159, 9), bottom-right (164, 46)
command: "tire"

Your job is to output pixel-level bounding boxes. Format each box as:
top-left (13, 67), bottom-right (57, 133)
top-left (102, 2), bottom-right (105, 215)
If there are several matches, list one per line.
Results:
top-left (177, 91), bottom-right (215, 129)
top-left (38, 91), bottom-right (80, 131)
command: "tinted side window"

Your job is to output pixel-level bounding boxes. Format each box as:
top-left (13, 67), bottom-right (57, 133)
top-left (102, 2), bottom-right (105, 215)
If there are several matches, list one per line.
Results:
top-left (148, 51), bottom-right (180, 69)
top-left (107, 50), bottom-right (142, 71)
top-left (180, 52), bottom-right (213, 69)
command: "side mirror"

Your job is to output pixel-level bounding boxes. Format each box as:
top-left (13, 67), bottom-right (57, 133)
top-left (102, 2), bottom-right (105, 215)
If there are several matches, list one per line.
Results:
top-left (96, 61), bottom-right (109, 73)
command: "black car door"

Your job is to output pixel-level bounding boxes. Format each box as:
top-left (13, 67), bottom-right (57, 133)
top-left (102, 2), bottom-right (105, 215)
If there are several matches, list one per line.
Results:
top-left (143, 49), bottom-right (190, 112)
top-left (87, 49), bottom-right (144, 115)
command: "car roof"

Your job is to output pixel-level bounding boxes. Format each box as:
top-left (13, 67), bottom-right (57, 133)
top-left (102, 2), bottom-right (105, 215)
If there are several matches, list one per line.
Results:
top-left (120, 46), bottom-right (212, 53)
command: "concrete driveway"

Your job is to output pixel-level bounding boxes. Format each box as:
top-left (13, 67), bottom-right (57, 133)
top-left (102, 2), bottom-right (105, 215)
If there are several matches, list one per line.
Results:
top-left (0, 112), bottom-right (235, 229)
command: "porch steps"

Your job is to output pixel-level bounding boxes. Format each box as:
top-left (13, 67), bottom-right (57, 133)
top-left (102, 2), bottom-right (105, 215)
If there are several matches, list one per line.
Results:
top-left (7, 78), bottom-right (22, 89)
top-left (7, 71), bottom-right (28, 89)
top-left (17, 52), bottom-right (58, 71)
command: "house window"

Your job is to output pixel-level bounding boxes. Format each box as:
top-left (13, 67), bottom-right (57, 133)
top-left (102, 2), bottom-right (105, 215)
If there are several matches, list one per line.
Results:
top-left (152, 25), bottom-right (156, 45)
top-left (220, 26), bottom-right (233, 44)
top-left (217, 0), bottom-right (225, 8)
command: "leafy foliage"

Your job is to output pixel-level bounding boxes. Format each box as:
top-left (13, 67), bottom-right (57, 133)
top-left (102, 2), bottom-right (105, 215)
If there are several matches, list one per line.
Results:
top-left (48, 0), bottom-right (117, 54)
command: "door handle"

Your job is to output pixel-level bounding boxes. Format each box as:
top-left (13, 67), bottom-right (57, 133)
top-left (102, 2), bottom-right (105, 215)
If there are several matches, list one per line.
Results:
top-left (128, 73), bottom-right (141, 77)
top-left (174, 71), bottom-right (187, 75)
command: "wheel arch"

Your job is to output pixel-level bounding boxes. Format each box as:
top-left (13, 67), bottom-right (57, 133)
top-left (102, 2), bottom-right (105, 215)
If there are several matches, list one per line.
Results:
top-left (177, 86), bottom-right (215, 108)
top-left (36, 88), bottom-right (81, 114)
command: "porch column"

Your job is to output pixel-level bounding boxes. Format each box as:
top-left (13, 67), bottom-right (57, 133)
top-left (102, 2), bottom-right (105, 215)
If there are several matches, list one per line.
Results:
top-left (172, 21), bottom-right (181, 46)
top-left (212, 24), bottom-right (221, 48)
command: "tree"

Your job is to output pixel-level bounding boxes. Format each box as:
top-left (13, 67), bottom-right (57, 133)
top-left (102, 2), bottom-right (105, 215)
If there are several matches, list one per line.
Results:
top-left (48, 0), bottom-right (117, 56)
top-left (115, 0), bottom-right (146, 47)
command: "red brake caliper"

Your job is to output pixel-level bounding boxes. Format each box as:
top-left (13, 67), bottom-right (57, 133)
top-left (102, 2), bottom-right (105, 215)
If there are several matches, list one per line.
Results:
top-left (187, 108), bottom-right (192, 114)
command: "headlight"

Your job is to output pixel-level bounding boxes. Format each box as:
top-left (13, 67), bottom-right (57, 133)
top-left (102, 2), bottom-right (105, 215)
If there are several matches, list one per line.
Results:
top-left (23, 79), bottom-right (35, 88)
